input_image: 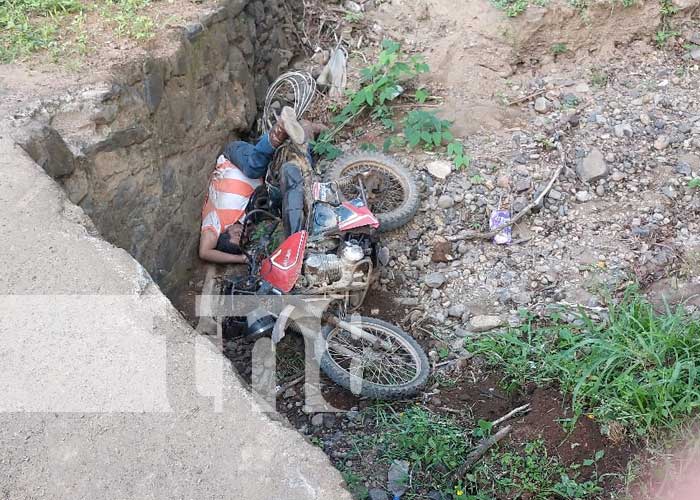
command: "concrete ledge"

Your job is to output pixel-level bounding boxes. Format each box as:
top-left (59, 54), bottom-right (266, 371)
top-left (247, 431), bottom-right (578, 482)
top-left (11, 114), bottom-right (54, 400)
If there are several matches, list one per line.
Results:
top-left (0, 131), bottom-right (350, 498)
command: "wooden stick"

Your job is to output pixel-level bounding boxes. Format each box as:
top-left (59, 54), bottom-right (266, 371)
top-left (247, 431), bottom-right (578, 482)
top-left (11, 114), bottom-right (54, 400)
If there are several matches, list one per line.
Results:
top-left (455, 425), bottom-right (512, 478)
top-left (275, 374), bottom-right (305, 399)
top-left (462, 143), bottom-right (567, 241)
top-left (507, 88), bottom-right (546, 106)
top-left (491, 403), bottom-right (531, 427)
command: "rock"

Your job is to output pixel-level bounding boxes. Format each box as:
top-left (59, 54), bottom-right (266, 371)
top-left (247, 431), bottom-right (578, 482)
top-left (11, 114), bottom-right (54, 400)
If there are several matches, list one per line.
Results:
top-left (654, 135), bottom-right (670, 150)
top-left (448, 304), bottom-right (466, 317)
top-left (548, 189), bottom-right (563, 201)
top-left (469, 315), bottom-right (503, 333)
top-left (377, 246), bottom-right (390, 266)
top-left (576, 148), bottom-right (608, 183)
top-left (323, 414), bottom-right (336, 428)
top-left (451, 337), bottom-right (467, 352)
top-left (496, 175), bottom-right (511, 189)
top-left (514, 176), bottom-right (531, 192)
top-left (424, 272), bottom-right (446, 288)
top-left (691, 48), bottom-right (700, 61)
top-left (454, 327), bottom-right (471, 337)
top-left (613, 123), bottom-right (633, 138)
top-left (611, 171), bottom-right (625, 182)
top-left (595, 184), bottom-right (605, 197)
top-left (679, 153), bottom-right (700, 172)
top-left (534, 97), bottom-right (549, 113)
top-left (576, 190), bottom-right (592, 202)
top-left (640, 112), bottom-right (652, 125)
top-left (512, 292), bottom-right (531, 305)
top-left (427, 160), bottom-right (452, 179)
top-left (283, 387), bottom-right (297, 399)
top-left (311, 414), bottom-right (324, 427)
top-left (344, 0), bottom-right (363, 12)
top-left (513, 196), bottom-right (528, 212)
top-left (431, 240), bottom-right (453, 263)
top-left (368, 488), bottom-right (388, 500)
top-left (143, 60), bottom-right (165, 114)
top-left (438, 194), bottom-right (455, 209)
top-left (17, 125), bottom-right (76, 179)
top-left (662, 185), bottom-right (677, 199)
top-left (574, 82), bottom-right (590, 93)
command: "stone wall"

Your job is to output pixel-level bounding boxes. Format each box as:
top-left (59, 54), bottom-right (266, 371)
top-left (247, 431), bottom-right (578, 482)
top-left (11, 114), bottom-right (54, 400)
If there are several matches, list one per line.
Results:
top-left (15, 0), bottom-right (300, 304)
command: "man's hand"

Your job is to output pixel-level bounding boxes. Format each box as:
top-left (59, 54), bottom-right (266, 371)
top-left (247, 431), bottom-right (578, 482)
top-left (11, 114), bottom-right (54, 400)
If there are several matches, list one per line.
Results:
top-left (199, 230), bottom-right (248, 264)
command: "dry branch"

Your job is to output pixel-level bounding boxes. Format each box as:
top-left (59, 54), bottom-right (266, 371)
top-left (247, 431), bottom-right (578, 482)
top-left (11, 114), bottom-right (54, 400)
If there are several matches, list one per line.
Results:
top-left (462, 143), bottom-right (567, 241)
top-left (491, 403), bottom-right (531, 427)
top-left (275, 374), bottom-right (305, 399)
top-left (455, 425), bottom-right (512, 479)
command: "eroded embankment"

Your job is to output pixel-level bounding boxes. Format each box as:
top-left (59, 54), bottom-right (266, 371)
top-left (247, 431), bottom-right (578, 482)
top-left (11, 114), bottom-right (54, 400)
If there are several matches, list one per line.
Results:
top-left (12, 0), bottom-right (300, 311)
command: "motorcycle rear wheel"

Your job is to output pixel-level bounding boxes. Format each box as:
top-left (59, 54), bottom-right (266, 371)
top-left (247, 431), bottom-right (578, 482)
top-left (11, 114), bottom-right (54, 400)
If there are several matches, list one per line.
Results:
top-left (319, 316), bottom-right (429, 400)
top-left (324, 152), bottom-right (419, 233)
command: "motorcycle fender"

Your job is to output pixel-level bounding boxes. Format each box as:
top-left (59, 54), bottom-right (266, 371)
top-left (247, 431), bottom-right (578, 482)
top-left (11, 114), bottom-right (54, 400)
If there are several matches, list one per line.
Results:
top-left (336, 199), bottom-right (380, 231)
top-left (272, 305), bottom-right (296, 344)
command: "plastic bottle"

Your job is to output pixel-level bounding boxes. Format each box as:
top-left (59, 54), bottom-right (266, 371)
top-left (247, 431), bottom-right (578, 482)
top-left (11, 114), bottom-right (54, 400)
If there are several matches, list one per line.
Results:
top-left (387, 460), bottom-right (410, 500)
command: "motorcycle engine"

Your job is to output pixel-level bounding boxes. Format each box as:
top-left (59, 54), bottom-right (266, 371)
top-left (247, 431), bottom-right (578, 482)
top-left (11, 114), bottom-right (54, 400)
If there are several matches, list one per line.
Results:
top-left (303, 242), bottom-right (366, 288)
top-left (304, 253), bottom-right (342, 286)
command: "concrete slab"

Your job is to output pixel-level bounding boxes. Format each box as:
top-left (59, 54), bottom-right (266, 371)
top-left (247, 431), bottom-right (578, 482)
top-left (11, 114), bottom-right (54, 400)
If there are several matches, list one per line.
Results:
top-left (0, 127), bottom-right (350, 498)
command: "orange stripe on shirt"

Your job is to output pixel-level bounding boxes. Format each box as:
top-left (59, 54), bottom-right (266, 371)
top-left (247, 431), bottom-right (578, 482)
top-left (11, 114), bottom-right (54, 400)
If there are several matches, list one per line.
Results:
top-left (212, 178), bottom-right (256, 198)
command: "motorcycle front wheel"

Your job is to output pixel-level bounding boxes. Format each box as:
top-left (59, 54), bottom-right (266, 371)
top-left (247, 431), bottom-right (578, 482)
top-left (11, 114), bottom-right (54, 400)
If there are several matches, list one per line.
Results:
top-left (319, 316), bottom-right (429, 400)
top-left (324, 152), bottom-right (420, 233)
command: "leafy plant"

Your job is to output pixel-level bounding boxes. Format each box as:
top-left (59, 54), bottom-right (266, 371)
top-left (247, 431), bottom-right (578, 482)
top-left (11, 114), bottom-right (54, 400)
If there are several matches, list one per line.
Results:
top-left (311, 131), bottom-right (343, 160)
top-left (589, 67), bottom-right (609, 88)
top-left (688, 178), bottom-right (700, 189)
top-left (471, 419), bottom-right (493, 439)
top-left (359, 405), bottom-right (471, 493)
top-left (468, 440), bottom-right (604, 499)
top-left (491, 0), bottom-right (530, 17)
top-left (333, 39), bottom-right (429, 125)
top-left (400, 110), bottom-right (470, 169)
top-left (466, 288), bottom-right (700, 435)
top-left (551, 42), bottom-right (568, 55)
top-left (655, 28), bottom-right (679, 47)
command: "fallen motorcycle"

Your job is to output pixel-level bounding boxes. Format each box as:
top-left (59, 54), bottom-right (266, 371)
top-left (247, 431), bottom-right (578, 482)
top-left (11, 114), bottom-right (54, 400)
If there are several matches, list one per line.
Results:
top-left (222, 73), bottom-right (428, 400)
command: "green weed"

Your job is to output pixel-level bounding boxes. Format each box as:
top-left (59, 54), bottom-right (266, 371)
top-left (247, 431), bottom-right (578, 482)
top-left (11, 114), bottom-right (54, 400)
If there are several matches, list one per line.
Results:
top-left (469, 440), bottom-right (604, 499)
top-left (655, 28), bottom-right (679, 47)
top-left (589, 67), bottom-right (609, 88)
top-left (315, 39), bottom-right (470, 169)
top-left (688, 178), bottom-right (700, 189)
top-left (466, 289), bottom-right (700, 435)
top-left (491, 0), bottom-right (530, 17)
top-left (551, 42), bottom-right (568, 55)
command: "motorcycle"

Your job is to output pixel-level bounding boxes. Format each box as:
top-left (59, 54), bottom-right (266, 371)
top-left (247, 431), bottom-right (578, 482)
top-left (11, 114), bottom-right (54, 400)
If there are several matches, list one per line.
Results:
top-left (222, 77), bottom-right (428, 400)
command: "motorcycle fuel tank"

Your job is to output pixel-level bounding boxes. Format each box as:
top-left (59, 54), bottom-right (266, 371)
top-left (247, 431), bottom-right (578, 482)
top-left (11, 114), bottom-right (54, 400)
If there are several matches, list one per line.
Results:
top-left (260, 231), bottom-right (307, 293)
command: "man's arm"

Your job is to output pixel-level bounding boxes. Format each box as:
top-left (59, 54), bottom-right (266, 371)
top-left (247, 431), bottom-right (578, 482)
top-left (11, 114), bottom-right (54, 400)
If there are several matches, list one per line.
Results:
top-left (198, 231), bottom-right (247, 264)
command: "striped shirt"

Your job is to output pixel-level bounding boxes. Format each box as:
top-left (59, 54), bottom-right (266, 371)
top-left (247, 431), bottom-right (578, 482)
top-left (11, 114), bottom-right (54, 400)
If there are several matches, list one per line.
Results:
top-left (201, 155), bottom-right (262, 238)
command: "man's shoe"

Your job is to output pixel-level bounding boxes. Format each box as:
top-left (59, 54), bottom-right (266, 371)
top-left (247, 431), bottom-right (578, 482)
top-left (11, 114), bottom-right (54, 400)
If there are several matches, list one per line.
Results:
top-left (280, 106), bottom-right (305, 145)
top-left (270, 106), bottom-right (305, 147)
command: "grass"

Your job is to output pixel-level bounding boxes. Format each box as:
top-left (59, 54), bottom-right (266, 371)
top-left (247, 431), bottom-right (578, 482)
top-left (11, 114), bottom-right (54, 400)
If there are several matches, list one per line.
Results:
top-left (469, 439), bottom-right (605, 499)
top-left (0, 0), bottom-right (162, 63)
top-left (589, 67), bottom-right (609, 88)
top-left (465, 288), bottom-right (700, 436)
top-left (345, 404), bottom-right (605, 499)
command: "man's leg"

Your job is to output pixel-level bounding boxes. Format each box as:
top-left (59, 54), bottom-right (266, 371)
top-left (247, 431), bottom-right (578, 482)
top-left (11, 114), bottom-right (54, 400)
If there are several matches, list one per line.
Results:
top-left (223, 133), bottom-right (275, 180)
top-left (279, 162), bottom-right (305, 236)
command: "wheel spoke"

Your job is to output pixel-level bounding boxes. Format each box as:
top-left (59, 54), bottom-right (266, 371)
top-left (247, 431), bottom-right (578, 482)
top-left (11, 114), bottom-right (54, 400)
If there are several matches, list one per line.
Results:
top-left (325, 322), bottom-right (420, 387)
